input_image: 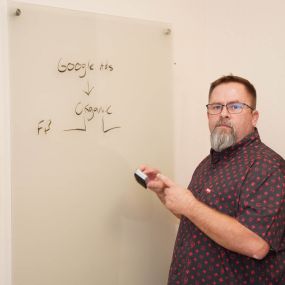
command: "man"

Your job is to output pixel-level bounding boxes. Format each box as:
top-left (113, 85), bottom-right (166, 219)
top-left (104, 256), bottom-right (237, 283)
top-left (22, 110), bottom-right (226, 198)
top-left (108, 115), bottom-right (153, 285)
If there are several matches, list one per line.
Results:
top-left (141, 75), bottom-right (285, 284)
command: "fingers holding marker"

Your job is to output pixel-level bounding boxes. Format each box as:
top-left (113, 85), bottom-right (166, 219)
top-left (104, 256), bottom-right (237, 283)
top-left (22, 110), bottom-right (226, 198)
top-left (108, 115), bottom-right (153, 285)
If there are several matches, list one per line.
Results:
top-left (134, 166), bottom-right (162, 191)
top-left (139, 165), bottom-right (161, 180)
top-left (146, 178), bottom-right (165, 193)
top-left (135, 165), bottom-right (174, 193)
top-left (146, 173), bottom-right (173, 193)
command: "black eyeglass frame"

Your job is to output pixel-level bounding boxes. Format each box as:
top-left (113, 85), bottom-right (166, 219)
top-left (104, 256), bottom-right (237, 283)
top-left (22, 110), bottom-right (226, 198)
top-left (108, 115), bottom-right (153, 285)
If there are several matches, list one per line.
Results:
top-left (206, 102), bottom-right (255, 115)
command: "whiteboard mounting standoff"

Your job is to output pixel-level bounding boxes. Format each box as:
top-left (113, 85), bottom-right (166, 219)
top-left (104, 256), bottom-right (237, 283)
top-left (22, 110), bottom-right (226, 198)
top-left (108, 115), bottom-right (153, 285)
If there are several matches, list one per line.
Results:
top-left (164, 28), bottom-right (171, 35)
top-left (15, 8), bottom-right (22, 16)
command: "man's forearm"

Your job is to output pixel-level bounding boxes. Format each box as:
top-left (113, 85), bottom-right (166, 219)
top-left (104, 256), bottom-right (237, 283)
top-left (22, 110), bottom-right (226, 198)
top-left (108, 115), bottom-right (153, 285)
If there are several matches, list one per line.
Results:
top-left (145, 170), bottom-right (268, 258)
top-left (183, 196), bottom-right (270, 259)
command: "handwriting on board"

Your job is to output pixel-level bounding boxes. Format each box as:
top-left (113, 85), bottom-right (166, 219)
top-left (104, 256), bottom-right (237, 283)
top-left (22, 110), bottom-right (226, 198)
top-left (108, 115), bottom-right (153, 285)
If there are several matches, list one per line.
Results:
top-left (37, 58), bottom-right (121, 135)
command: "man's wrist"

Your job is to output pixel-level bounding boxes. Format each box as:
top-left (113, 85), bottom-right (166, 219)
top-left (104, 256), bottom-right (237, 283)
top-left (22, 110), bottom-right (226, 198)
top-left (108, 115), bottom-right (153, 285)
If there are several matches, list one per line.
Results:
top-left (181, 190), bottom-right (196, 216)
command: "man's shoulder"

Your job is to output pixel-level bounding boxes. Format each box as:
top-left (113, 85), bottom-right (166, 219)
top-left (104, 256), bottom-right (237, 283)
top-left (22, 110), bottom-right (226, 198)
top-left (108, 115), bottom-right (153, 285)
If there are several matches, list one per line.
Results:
top-left (194, 154), bottom-right (211, 171)
top-left (251, 141), bottom-right (285, 172)
top-left (200, 153), bottom-right (211, 164)
top-left (258, 142), bottom-right (284, 161)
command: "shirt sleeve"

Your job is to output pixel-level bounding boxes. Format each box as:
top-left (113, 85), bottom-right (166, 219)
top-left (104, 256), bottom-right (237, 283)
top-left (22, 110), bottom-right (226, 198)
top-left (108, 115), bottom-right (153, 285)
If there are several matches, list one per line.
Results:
top-left (236, 158), bottom-right (285, 251)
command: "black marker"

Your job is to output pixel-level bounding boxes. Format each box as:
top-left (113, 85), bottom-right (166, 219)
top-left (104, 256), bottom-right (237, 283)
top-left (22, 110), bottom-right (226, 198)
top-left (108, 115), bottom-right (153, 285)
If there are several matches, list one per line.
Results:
top-left (134, 169), bottom-right (149, 188)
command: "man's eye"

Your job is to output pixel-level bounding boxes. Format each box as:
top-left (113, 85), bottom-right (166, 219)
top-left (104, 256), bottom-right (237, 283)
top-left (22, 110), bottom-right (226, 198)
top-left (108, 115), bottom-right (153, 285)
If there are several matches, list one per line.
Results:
top-left (212, 105), bottom-right (222, 110)
top-left (229, 103), bottom-right (242, 110)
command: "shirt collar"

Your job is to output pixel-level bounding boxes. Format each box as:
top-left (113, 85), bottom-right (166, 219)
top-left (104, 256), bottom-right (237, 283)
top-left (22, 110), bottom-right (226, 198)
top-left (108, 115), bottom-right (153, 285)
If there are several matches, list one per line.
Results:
top-left (210, 128), bottom-right (260, 164)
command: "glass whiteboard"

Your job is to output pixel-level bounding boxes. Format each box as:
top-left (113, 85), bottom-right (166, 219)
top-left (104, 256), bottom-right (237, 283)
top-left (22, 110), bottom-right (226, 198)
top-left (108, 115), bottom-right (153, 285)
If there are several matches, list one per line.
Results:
top-left (9, 2), bottom-right (176, 285)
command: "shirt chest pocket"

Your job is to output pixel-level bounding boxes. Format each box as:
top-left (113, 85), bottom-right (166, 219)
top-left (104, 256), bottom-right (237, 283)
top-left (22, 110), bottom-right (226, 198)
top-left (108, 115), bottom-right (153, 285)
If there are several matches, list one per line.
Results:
top-left (197, 186), bottom-right (238, 217)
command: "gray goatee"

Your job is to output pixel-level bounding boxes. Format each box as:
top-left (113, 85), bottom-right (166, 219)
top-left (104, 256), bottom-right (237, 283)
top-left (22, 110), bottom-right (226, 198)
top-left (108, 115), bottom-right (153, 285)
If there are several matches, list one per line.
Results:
top-left (210, 119), bottom-right (236, 152)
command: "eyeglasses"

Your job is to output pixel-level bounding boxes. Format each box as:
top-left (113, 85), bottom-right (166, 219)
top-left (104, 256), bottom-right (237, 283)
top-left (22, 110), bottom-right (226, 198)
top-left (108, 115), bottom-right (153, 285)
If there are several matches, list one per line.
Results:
top-left (206, 102), bottom-right (254, 115)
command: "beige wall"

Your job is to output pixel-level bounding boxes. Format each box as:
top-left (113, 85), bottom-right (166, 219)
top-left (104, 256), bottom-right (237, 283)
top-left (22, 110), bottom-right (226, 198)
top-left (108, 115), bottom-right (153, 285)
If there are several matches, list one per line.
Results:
top-left (2, 1), bottom-right (285, 284)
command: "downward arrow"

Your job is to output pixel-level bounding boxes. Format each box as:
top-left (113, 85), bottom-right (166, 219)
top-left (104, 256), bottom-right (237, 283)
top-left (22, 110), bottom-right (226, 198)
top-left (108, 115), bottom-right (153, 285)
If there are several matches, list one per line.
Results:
top-left (83, 81), bottom-right (94, 96)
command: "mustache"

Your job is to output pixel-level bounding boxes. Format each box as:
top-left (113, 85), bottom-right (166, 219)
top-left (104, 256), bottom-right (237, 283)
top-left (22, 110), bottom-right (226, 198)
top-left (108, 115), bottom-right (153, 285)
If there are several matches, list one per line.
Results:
top-left (215, 119), bottom-right (233, 129)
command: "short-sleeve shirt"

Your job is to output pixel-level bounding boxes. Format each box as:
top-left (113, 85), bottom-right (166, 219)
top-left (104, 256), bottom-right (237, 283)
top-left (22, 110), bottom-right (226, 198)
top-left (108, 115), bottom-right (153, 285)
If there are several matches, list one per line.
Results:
top-left (168, 129), bottom-right (285, 285)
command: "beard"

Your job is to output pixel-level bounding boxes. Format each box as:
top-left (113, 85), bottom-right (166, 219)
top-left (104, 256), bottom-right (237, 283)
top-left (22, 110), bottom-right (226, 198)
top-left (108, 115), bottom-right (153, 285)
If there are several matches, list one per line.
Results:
top-left (210, 119), bottom-right (237, 152)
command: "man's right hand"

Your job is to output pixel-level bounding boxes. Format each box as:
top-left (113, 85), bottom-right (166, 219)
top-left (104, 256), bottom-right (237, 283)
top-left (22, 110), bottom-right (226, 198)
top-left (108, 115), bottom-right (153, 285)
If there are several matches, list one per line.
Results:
top-left (139, 165), bottom-right (165, 193)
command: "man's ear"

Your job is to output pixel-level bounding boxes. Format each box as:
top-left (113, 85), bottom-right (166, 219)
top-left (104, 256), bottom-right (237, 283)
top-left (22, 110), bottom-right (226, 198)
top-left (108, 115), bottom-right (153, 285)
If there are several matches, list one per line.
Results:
top-left (252, 110), bottom-right (259, 127)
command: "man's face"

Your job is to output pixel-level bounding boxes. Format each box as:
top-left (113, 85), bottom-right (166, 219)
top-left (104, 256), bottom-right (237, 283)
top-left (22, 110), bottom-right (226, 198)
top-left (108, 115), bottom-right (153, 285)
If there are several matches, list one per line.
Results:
top-left (208, 82), bottom-right (259, 151)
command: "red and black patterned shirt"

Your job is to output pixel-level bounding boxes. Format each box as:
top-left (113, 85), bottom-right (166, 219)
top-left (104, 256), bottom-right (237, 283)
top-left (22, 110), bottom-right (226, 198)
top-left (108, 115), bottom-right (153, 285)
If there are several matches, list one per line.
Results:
top-left (168, 129), bottom-right (285, 285)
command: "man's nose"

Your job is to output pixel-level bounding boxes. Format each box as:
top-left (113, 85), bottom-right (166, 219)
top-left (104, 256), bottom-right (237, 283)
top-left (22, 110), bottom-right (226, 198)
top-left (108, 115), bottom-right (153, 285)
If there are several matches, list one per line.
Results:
top-left (220, 105), bottom-right (230, 117)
